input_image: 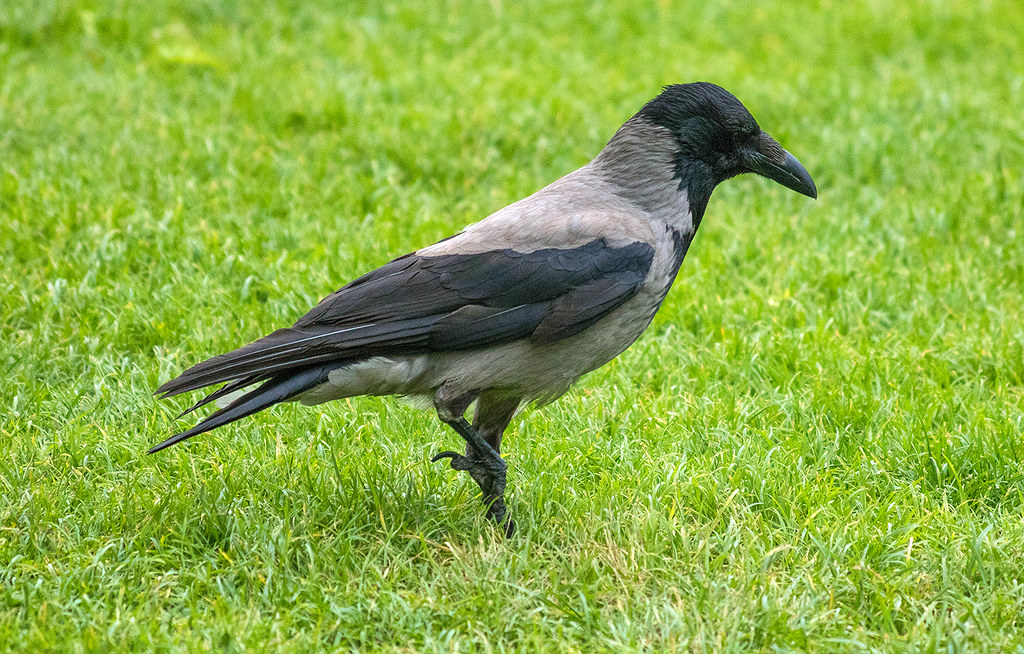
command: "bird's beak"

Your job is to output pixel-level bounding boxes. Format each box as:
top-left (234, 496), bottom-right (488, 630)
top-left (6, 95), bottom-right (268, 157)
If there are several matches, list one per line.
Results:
top-left (743, 133), bottom-right (817, 199)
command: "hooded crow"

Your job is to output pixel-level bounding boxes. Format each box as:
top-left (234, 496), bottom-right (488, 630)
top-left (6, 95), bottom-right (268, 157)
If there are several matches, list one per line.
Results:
top-left (152, 82), bottom-right (817, 534)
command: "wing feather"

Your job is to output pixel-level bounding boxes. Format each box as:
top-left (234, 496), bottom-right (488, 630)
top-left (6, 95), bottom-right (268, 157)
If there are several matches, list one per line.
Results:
top-left (156, 238), bottom-right (654, 399)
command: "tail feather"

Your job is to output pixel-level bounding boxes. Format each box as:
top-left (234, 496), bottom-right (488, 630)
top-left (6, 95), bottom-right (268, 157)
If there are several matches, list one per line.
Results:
top-left (154, 328), bottom-right (299, 399)
top-left (149, 366), bottom-right (331, 454)
top-left (173, 373), bottom-right (267, 419)
top-left (154, 316), bottom-right (437, 399)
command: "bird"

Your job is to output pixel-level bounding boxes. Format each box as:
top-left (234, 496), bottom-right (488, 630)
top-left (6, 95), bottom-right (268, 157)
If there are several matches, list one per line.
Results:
top-left (151, 82), bottom-right (817, 535)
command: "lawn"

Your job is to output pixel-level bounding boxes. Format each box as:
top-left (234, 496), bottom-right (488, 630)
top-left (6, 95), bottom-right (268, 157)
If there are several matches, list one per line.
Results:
top-left (2, 0), bottom-right (1024, 651)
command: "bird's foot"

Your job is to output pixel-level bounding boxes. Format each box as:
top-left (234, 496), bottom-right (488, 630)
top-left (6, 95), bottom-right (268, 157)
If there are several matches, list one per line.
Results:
top-left (432, 450), bottom-right (515, 536)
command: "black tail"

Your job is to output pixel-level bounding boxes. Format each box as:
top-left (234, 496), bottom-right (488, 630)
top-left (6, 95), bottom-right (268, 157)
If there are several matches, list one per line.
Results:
top-left (173, 373), bottom-right (268, 419)
top-left (148, 366), bottom-right (331, 454)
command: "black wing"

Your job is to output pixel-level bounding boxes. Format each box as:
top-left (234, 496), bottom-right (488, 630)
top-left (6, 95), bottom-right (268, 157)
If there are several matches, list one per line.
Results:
top-left (156, 238), bottom-right (655, 399)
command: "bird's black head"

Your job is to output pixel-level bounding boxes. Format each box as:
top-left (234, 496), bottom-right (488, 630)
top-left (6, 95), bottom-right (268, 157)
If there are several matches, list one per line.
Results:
top-left (637, 82), bottom-right (816, 221)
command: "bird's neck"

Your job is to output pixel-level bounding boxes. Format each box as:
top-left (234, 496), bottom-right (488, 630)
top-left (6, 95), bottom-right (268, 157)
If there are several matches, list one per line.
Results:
top-left (592, 119), bottom-right (698, 235)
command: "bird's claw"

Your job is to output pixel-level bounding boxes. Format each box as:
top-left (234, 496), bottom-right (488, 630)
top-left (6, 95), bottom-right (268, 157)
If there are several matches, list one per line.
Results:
top-left (430, 450), bottom-right (472, 469)
top-left (431, 449), bottom-right (514, 536)
top-left (431, 450), bottom-right (506, 492)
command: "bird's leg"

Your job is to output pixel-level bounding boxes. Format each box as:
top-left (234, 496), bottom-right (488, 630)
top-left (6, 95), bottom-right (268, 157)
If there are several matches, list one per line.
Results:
top-left (466, 393), bottom-right (520, 459)
top-left (431, 388), bottom-right (518, 535)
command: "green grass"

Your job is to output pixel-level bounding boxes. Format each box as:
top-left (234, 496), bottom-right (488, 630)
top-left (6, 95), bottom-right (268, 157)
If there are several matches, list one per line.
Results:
top-left (2, 0), bottom-right (1024, 650)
